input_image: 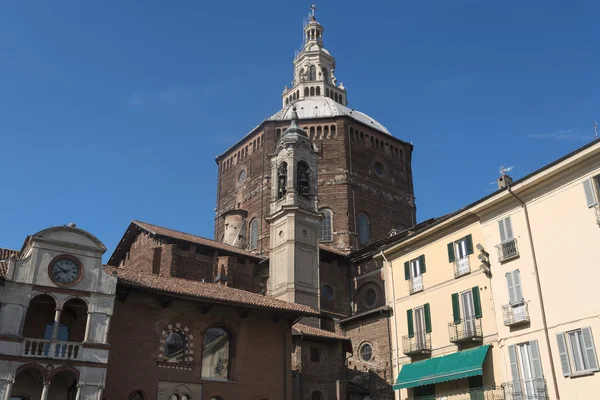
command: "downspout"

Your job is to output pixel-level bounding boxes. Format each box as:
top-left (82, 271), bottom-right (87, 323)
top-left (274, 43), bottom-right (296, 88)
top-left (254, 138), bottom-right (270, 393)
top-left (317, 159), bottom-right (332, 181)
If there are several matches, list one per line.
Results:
top-left (284, 316), bottom-right (303, 400)
top-left (507, 186), bottom-right (560, 400)
top-left (379, 250), bottom-right (400, 389)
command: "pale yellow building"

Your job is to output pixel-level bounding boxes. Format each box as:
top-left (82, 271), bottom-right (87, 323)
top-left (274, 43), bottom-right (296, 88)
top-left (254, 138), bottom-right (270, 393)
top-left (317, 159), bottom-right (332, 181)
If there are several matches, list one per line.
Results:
top-left (381, 139), bottom-right (600, 400)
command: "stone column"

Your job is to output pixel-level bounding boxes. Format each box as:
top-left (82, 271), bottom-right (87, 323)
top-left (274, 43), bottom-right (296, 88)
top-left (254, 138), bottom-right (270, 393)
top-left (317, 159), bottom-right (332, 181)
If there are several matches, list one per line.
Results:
top-left (0, 380), bottom-right (14, 400)
top-left (83, 311), bottom-right (93, 342)
top-left (40, 383), bottom-right (50, 400)
top-left (75, 384), bottom-right (82, 400)
top-left (51, 308), bottom-right (62, 340)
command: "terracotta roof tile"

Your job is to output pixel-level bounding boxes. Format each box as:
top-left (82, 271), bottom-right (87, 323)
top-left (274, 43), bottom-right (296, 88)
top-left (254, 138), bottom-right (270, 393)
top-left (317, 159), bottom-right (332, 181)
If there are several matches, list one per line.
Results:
top-left (292, 323), bottom-right (350, 341)
top-left (0, 261), bottom-right (7, 279)
top-left (105, 266), bottom-right (318, 316)
top-left (0, 248), bottom-right (18, 261)
top-left (132, 221), bottom-right (263, 259)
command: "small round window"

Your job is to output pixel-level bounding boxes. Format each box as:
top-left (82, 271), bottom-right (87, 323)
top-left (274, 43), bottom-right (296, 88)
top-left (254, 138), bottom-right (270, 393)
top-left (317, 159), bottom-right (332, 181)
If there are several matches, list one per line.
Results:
top-left (322, 284), bottom-right (334, 301)
top-left (359, 343), bottom-right (373, 361)
top-left (129, 392), bottom-right (146, 400)
top-left (373, 161), bottom-right (384, 176)
top-left (238, 169), bottom-right (247, 183)
top-left (364, 288), bottom-right (377, 307)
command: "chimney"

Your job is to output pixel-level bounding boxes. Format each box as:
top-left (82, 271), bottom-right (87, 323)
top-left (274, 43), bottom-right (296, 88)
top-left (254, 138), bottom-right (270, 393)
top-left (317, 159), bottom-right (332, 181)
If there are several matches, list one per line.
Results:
top-left (497, 174), bottom-right (514, 190)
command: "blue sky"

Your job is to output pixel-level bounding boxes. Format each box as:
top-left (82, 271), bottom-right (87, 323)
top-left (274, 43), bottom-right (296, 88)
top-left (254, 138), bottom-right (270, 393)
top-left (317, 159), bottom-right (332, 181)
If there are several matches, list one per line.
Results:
top-left (1, 1), bottom-right (599, 261)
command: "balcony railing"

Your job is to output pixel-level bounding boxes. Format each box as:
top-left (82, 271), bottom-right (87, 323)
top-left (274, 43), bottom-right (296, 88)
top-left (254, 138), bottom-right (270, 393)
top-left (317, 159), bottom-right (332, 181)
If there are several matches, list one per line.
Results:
top-left (449, 317), bottom-right (482, 343)
top-left (454, 256), bottom-right (471, 278)
top-left (402, 331), bottom-right (432, 356)
top-left (502, 301), bottom-right (530, 327)
top-left (594, 204), bottom-right (600, 226)
top-left (502, 378), bottom-right (549, 400)
top-left (22, 339), bottom-right (81, 360)
top-left (496, 238), bottom-right (519, 262)
top-left (409, 275), bottom-right (424, 294)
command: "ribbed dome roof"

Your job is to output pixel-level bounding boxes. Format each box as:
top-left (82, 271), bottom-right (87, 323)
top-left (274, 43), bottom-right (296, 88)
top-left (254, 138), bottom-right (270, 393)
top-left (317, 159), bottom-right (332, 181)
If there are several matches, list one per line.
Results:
top-left (269, 97), bottom-right (390, 135)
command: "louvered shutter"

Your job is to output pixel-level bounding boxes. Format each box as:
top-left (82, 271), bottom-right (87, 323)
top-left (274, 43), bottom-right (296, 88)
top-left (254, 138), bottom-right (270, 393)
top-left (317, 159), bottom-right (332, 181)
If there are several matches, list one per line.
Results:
top-left (451, 293), bottom-right (461, 324)
top-left (505, 217), bottom-right (514, 239)
top-left (506, 271), bottom-right (516, 304)
top-left (419, 255), bottom-right (426, 273)
top-left (529, 340), bottom-right (544, 378)
top-left (472, 286), bottom-right (482, 318)
top-left (466, 234), bottom-right (474, 254)
top-left (404, 261), bottom-right (410, 281)
top-left (583, 179), bottom-right (598, 208)
top-left (424, 303), bottom-right (432, 333)
top-left (556, 332), bottom-right (572, 376)
top-left (447, 242), bottom-right (455, 263)
top-left (499, 220), bottom-right (507, 242)
top-left (407, 309), bottom-right (414, 338)
top-left (581, 327), bottom-right (599, 371)
top-left (513, 270), bottom-right (523, 302)
top-left (508, 345), bottom-right (522, 397)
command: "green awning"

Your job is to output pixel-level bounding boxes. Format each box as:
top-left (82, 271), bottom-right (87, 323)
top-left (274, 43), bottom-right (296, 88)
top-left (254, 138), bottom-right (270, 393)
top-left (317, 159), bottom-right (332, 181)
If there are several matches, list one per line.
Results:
top-left (394, 345), bottom-right (490, 390)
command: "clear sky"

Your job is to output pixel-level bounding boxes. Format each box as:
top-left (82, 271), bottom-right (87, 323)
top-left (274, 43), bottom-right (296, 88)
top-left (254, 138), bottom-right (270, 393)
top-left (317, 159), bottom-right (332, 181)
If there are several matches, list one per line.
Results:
top-left (1, 1), bottom-right (599, 261)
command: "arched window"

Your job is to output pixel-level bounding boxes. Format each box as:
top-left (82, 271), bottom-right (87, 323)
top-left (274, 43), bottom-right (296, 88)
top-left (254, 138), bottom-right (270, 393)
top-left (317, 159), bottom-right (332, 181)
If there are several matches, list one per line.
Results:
top-left (296, 90), bottom-right (299, 99)
top-left (304, 87), bottom-right (309, 97)
top-left (297, 161), bottom-right (310, 198)
top-left (310, 87), bottom-right (315, 96)
top-left (331, 125), bottom-right (336, 137)
top-left (334, 92), bottom-right (338, 102)
top-left (202, 327), bottom-right (231, 380)
top-left (339, 94), bottom-right (344, 104)
top-left (309, 65), bottom-right (317, 81)
top-left (309, 126), bottom-right (315, 140)
top-left (311, 391), bottom-right (323, 400)
top-left (325, 88), bottom-right (329, 97)
top-left (249, 218), bottom-right (258, 250)
top-left (316, 86), bottom-right (321, 96)
top-left (323, 125), bottom-right (329, 139)
top-left (319, 209), bottom-right (333, 242)
top-left (277, 162), bottom-right (287, 200)
top-left (128, 392), bottom-right (146, 400)
top-left (316, 126), bottom-right (322, 139)
top-left (358, 212), bottom-right (370, 245)
top-left (163, 331), bottom-right (186, 363)
top-left (321, 284), bottom-right (334, 310)
top-left (276, 128), bottom-right (281, 142)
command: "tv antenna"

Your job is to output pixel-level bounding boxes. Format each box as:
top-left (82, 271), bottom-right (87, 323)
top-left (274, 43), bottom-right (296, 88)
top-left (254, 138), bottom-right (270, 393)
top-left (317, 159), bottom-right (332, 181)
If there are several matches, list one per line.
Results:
top-left (594, 120), bottom-right (598, 139)
top-left (499, 165), bottom-right (514, 176)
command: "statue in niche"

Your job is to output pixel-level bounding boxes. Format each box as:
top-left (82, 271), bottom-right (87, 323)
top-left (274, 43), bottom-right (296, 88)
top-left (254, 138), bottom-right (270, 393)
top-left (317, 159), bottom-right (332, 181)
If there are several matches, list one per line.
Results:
top-left (330, 69), bottom-right (337, 86)
top-left (297, 161), bottom-right (310, 198)
top-left (299, 68), bottom-right (307, 82)
top-left (277, 162), bottom-right (287, 199)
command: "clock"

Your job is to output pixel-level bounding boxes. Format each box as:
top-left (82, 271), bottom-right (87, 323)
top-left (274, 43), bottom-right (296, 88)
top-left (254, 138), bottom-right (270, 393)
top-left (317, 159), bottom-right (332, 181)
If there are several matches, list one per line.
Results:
top-left (48, 255), bottom-right (82, 286)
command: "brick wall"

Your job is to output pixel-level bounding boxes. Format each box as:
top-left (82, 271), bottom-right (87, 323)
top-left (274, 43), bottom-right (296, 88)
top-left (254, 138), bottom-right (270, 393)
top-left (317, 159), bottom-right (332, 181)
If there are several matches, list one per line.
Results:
top-left (319, 252), bottom-right (351, 317)
top-left (104, 290), bottom-right (294, 400)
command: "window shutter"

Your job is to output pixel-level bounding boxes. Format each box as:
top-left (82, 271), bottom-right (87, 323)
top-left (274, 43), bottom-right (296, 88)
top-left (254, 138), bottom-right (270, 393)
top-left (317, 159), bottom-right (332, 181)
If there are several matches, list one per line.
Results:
top-left (424, 303), bottom-right (432, 333)
top-left (513, 270), bottom-right (523, 303)
top-left (404, 262), bottom-right (410, 281)
top-left (407, 309), bottom-right (414, 338)
top-left (581, 327), bottom-right (599, 371)
top-left (556, 332), bottom-right (572, 376)
top-left (451, 293), bottom-right (461, 324)
top-left (505, 217), bottom-right (514, 240)
top-left (498, 220), bottom-right (507, 242)
top-left (419, 255), bottom-right (426, 273)
top-left (583, 179), bottom-right (598, 208)
top-left (508, 345), bottom-right (522, 397)
top-left (529, 340), bottom-right (544, 379)
top-left (466, 234), bottom-right (474, 255)
top-left (447, 242), bottom-right (455, 263)
top-left (506, 271), bottom-right (516, 304)
top-left (472, 287), bottom-right (482, 318)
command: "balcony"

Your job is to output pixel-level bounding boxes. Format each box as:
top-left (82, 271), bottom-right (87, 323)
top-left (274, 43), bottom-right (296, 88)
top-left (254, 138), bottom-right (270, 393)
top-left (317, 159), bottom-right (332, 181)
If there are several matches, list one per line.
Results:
top-left (502, 301), bottom-right (530, 327)
top-left (22, 339), bottom-right (81, 360)
top-left (402, 332), bottom-right (432, 356)
top-left (502, 378), bottom-right (549, 400)
top-left (449, 317), bottom-right (482, 343)
top-left (454, 256), bottom-right (471, 278)
top-left (409, 275), bottom-right (424, 294)
top-left (496, 238), bottom-right (519, 262)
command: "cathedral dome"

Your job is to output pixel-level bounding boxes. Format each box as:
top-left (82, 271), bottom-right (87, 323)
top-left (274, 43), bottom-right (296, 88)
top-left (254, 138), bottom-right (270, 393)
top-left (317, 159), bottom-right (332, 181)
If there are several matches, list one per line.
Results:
top-left (269, 97), bottom-right (391, 135)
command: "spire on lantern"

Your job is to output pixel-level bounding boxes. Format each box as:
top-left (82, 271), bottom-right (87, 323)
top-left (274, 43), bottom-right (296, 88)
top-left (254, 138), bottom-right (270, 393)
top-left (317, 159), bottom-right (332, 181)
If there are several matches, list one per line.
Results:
top-left (280, 107), bottom-right (308, 140)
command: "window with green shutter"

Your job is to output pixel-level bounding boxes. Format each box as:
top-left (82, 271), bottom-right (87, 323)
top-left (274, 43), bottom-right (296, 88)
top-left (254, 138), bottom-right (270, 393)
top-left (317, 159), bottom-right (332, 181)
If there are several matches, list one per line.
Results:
top-left (583, 177), bottom-right (600, 208)
top-left (465, 234), bottom-right (474, 254)
top-left (424, 303), bottom-right (432, 333)
top-left (472, 286), bottom-right (482, 318)
top-left (404, 261), bottom-right (410, 281)
top-left (447, 242), bottom-right (455, 263)
top-left (407, 309), bottom-right (414, 338)
top-left (451, 293), bottom-right (461, 324)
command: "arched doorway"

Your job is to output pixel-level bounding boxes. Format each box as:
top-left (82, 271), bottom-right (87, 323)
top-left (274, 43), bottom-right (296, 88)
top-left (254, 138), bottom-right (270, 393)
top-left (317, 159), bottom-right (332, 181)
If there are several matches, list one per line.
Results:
top-left (11, 365), bottom-right (45, 399)
top-left (60, 298), bottom-right (88, 342)
top-left (48, 368), bottom-right (79, 400)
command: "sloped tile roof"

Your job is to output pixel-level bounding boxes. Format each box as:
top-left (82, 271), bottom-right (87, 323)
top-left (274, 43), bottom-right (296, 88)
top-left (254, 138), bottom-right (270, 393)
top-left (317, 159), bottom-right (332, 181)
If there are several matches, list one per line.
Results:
top-left (0, 261), bottom-right (7, 279)
top-left (292, 323), bottom-right (350, 341)
top-left (105, 266), bottom-right (318, 316)
top-left (132, 221), bottom-right (263, 259)
top-left (0, 248), bottom-right (18, 261)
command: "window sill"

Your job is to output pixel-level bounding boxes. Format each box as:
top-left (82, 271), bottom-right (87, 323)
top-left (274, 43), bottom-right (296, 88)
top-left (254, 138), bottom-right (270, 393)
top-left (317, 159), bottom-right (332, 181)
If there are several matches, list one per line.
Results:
top-left (199, 377), bottom-right (235, 384)
top-left (569, 370), bottom-right (597, 378)
top-left (156, 361), bottom-right (194, 370)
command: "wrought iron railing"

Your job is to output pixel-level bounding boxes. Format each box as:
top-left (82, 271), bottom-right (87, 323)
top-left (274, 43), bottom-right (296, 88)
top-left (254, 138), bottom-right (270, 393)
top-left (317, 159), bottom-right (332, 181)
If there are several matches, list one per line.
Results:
top-left (502, 378), bottom-right (549, 400)
top-left (502, 301), bottom-right (530, 326)
top-left (402, 331), bottom-right (431, 355)
top-left (22, 339), bottom-right (81, 360)
top-left (409, 275), bottom-right (424, 294)
top-left (449, 317), bottom-right (482, 343)
top-left (496, 238), bottom-right (519, 262)
top-left (454, 256), bottom-right (471, 278)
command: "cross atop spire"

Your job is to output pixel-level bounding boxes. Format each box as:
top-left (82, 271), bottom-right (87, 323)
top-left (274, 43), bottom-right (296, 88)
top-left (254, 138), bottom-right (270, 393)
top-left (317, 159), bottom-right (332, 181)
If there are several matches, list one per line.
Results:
top-left (310, 4), bottom-right (317, 18)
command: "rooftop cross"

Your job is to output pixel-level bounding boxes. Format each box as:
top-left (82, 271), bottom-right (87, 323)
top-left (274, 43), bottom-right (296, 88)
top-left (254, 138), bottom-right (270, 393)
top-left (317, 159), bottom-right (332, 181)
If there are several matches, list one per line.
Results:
top-left (310, 4), bottom-right (317, 18)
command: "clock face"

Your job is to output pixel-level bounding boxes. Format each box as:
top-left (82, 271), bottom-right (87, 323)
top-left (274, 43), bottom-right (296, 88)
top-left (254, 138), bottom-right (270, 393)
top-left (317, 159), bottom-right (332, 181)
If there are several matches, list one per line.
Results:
top-left (50, 257), bottom-right (81, 286)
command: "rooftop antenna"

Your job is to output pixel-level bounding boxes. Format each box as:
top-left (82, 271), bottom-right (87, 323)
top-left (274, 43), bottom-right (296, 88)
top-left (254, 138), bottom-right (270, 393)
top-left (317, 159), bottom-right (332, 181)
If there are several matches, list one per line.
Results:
top-left (594, 120), bottom-right (598, 139)
top-left (499, 165), bottom-right (514, 176)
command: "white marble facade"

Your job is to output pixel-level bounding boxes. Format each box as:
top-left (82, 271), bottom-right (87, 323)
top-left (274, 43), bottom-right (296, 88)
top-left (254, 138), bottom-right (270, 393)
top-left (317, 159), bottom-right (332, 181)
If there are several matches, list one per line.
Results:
top-left (0, 225), bottom-right (117, 400)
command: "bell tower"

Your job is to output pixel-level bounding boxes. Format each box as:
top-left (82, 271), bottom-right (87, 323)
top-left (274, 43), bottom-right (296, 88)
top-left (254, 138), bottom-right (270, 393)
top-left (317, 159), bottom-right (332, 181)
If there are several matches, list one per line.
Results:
top-left (266, 107), bottom-right (320, 320)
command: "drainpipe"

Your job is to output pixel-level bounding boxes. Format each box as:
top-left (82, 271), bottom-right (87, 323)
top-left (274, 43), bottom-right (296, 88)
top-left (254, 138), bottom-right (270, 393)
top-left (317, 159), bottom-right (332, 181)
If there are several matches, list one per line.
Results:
top-left (284, 316), bottom-right (303, 400)
top-left (379, 250), bottom-right (400, 397)
top-left (507, 185), bottom-right (560, 400)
